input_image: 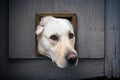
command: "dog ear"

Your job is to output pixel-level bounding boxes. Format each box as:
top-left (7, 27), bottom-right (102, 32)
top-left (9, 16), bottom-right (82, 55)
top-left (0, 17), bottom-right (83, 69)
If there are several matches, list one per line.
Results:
top-left (36, 16), bottom-right (55, 35)
top-left (35, 25), bottom-right (44, 35)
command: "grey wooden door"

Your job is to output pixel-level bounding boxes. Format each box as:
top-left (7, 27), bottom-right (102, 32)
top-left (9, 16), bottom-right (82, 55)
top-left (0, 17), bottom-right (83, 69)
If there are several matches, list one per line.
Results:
top-left (7, 0), bottom-right (120, 79)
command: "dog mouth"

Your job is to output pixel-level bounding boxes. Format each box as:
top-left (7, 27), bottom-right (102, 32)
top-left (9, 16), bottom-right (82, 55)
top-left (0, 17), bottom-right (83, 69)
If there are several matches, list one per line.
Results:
top-left (52, 53), bottom-right (78, 68)
top-left (53, 60), bottom-right (78, 68)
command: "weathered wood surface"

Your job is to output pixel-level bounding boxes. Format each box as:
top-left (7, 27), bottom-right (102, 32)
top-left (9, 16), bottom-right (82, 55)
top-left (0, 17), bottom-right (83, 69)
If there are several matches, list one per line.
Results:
top-left (9, 0), bottom-right (54, 58)
top-left (54, 0), bottom-right (105, 58)
top-left (8, 0), bottom-right (106, 79)
top-left (9, 0), bottom-right (104, 58)
top-left (105, 0), bottom-right (120, 78)
top-left (8, 59), bottom-right (104, 80)
top-left (8, 0), bottom-right (120, 79)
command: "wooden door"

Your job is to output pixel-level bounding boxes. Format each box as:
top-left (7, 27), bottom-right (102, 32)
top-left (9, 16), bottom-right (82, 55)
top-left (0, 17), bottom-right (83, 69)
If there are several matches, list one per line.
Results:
top-left (7, 0), bottom-right (120, 79)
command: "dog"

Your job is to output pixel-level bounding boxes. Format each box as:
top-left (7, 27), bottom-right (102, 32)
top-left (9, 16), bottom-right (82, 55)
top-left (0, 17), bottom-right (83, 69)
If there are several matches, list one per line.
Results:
top-left (36, 16), bottom-right (78, 68)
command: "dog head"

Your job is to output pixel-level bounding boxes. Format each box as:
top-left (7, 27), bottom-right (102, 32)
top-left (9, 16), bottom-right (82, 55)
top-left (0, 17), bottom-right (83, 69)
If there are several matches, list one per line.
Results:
top-left (36, 16), bottom-right (78, 68)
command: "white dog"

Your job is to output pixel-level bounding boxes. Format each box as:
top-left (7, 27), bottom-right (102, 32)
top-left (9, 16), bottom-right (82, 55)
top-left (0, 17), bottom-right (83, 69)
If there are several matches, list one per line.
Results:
top-left (36, 16), bottom-right (78, 68)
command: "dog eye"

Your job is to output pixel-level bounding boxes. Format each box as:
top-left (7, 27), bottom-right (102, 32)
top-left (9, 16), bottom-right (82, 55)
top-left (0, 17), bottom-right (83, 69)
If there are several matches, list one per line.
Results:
top-left (50, 35), bottom-right (59, 41)
top-left (69, 33), bottom-right (74, 39)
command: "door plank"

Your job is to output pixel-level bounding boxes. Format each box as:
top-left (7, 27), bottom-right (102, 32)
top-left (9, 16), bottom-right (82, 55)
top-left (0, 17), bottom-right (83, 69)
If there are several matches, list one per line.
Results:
top-left (9, 0), bottom-right (104, 58)
top-left (9, 0), bottom-right (54, 58)
top-left (8, 59), bottom-right (104, 80)
top-left (105, 0), bottom-right (120, 78)
top-left (54, 0), bottom-right (105, 58)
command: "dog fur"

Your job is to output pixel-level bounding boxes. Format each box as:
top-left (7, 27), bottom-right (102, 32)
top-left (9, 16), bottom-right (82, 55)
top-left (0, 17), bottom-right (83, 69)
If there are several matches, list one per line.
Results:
top-left (36, 16), bottom-right (78, 68)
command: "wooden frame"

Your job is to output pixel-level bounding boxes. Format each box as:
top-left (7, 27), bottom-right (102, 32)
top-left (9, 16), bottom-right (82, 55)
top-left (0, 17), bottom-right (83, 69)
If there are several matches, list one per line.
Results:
top-left (35, 13), bottom-right (77, 56)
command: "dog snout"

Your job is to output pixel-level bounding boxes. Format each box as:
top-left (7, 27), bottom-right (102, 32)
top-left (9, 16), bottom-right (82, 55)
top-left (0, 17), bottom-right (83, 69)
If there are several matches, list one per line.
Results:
top-left (66, 52), bottom-right (77, 66)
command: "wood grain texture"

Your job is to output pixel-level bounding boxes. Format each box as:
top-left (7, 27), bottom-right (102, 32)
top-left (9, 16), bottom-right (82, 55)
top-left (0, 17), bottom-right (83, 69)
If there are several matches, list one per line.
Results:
top-left (9, 0), bottom-right (104, 58)
top-left (7, 0), bottom-right (120, 79)
top-left (53, 0), bottom-right (105, 58)
top-left (112, 0), bottom-right (120, 77)
top-left (9, 0), bottom-right (54, 58)
top-left (105, 0), bottom-right (120, 78)
top-left (8, 59), bottom-right (104, 80)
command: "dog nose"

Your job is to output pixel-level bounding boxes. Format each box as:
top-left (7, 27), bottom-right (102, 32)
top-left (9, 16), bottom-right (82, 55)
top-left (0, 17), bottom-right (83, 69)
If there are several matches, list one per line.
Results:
top-left (66, 52), bottom-right (77, 65)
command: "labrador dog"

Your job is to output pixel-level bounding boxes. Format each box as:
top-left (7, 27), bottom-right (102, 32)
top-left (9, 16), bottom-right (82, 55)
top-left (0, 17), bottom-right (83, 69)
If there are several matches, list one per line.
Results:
top-left (36, 16), bottom-right (78, 68)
